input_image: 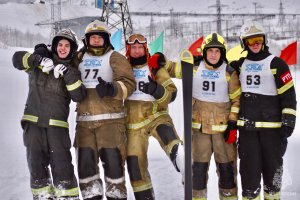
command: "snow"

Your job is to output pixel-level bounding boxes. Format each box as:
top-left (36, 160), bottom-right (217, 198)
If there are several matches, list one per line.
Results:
top-left (0, 1), bottom-right (300, 200)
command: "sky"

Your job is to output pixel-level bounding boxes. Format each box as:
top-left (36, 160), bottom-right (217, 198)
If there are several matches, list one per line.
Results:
top-left (0, 1), bottom-right (300, 200)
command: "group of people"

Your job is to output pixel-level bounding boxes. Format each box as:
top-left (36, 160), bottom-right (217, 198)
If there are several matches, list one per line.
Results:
top-left (12, 19), bottom-right (296, 200)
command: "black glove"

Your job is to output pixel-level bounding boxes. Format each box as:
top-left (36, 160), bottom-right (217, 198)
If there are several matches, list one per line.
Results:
top-left (281, 125), bottom-right (294, 139)
top-left (96, 77), bottom-right (116, 98)
top-left (140, 75), bottom-right (157, 95)
top-left (224, 120), bottom-right (237, 144)
top-left (140, 76), bottom-right (165, 99)
top-left (281, 113), bottom-right (296, 139)
top-left (34, 43), bottom-right (50, 57)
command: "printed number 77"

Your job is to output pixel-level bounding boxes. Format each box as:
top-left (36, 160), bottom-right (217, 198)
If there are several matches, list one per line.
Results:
top-left (84, 69), bottom-right (99, 79)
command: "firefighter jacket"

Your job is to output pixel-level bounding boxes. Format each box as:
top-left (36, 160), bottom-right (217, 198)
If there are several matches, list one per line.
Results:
top-left (165, 58), bottom-right (241, 134)
top-left (74, 47), bottom-right (136, 122)
top-left (12, 50), bottom-right (87, 129)
top-left (125, 63), bottom-right (177, 130)
top-left (230, 46), bottom-right (297, 130)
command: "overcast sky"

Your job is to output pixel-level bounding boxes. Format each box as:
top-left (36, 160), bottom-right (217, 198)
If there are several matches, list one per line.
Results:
top-left (1, 0), bottom-right (300, 14)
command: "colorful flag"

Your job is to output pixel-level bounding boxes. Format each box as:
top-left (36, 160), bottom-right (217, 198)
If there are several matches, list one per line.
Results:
top-left (110, 29), bottom-right (122, 51)
top-left (95, 0), bottom-right (102, 8)
top-left (188, 36), bottom-right (204, 56)
top-left (279, 41), bottom-right (297, 66)
top-left (149, 31), bottom-right (164, 55)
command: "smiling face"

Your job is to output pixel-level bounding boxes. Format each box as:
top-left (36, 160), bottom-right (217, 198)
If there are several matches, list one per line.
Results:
top-left (56, 39), bottom-right (71, 59)
top-left (205, 48), bottom-right (221, 65)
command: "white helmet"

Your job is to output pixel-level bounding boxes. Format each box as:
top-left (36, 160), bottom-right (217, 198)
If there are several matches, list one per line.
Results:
top-left (240, 21), bottom-right (266, 48)
top-left (84, 19), bottom-right (111, 47)
top-left (85, 19), bottom-right (110, 36)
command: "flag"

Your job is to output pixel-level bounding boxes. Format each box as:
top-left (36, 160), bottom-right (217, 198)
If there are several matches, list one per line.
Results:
top-left (188, 36), bottom-right (204, 56)
top-left (149, 31), bottom-right (164, 55)
top-left (95, 0), bottom-right (102, 8)
top-left (280, 41), bottom-right (297, 66)
top-left (226, 44), bottom-right (247, 63)
top-left (110, 29), bottom-right (122, 51)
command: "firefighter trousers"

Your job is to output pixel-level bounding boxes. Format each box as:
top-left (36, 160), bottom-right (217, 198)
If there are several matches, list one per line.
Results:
top-left (238, 128), bottom-right (288, 199)
top-left (126, 115), bottom-right (182, 200)
top-left (192, 130), bottom-right (238, 200)
top-left (23, 122), bottom-right (79, 200)
top-left (74, 119), bottom-right (127, 200)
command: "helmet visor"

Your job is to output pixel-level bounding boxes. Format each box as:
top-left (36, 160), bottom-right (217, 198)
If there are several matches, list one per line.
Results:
top-left (127, 34), bottom-right (147, 44)
top-left (245, 36), bottom-right (264, 46)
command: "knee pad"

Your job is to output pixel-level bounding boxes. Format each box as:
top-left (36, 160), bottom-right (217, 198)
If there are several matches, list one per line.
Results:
top-left (134, 188), bottom-right (155, 200)
top-left (78, 147), bottom-right (97, 179)
top-left (156, 124), bottom-right (177, 145)
top-left (193, 162), bottom-right (209, 190)
top-left (127, 156), bottom-right (142, 181)
top-left (99, 148), bottom-right (123, 179)
top-left (216, 162), bottom-right (236, 189)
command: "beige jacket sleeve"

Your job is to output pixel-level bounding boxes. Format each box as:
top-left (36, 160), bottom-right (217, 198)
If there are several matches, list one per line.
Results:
top-left (110, 51), bottom-right (136, 100)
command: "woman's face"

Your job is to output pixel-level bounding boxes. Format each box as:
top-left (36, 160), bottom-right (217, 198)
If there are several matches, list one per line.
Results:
top-left (57, 39), bottom-right (71, 59)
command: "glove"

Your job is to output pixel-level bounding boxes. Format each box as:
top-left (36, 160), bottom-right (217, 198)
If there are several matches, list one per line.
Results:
top-left (148, 52), bottom-right (166, 70)
top-left (40, 57), bottom-right (55, 72)
top-left (96, 77), bottom-right (116, 98)
top-left (281, 113), bottom-right (296, 139)
top-left (224, 120), bottom-right (237, 144)
top-left (140, 76), bottom-right (158, 95)
top-left (281, 125), bottom-right (294, 139)
top-left (53, 64), bottom-right (69, 78)
top-left (34, 43), bottom-right (49, 57)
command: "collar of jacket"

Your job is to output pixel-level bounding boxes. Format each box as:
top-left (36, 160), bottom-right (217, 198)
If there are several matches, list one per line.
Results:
top-left (246, 45), bottom-right (271, 61)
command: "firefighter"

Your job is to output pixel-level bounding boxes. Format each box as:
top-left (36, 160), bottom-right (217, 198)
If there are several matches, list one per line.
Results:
top-left (73, 20), bottom-right (136, 200)
top-left (230, 21), bottom-right (297, 200)
top-left (12, 28), bottom-right (86, 200)
top-left (166, 33), bottom-right (241, 199)
top-left (124, 33), bottom-right (184, 200)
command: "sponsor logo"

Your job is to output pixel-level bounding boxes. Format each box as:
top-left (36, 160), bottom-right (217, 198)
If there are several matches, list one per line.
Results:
top-left (201, 70), bottom-right (220, 79)
top-left (84, 59), bottom-right (102, 67)
top-left (245, 63), bottom-right (262, 72)
top-left (280, 71), bottom-right (293, 84)
top-left (133, 68), bottom-right (147, 78)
